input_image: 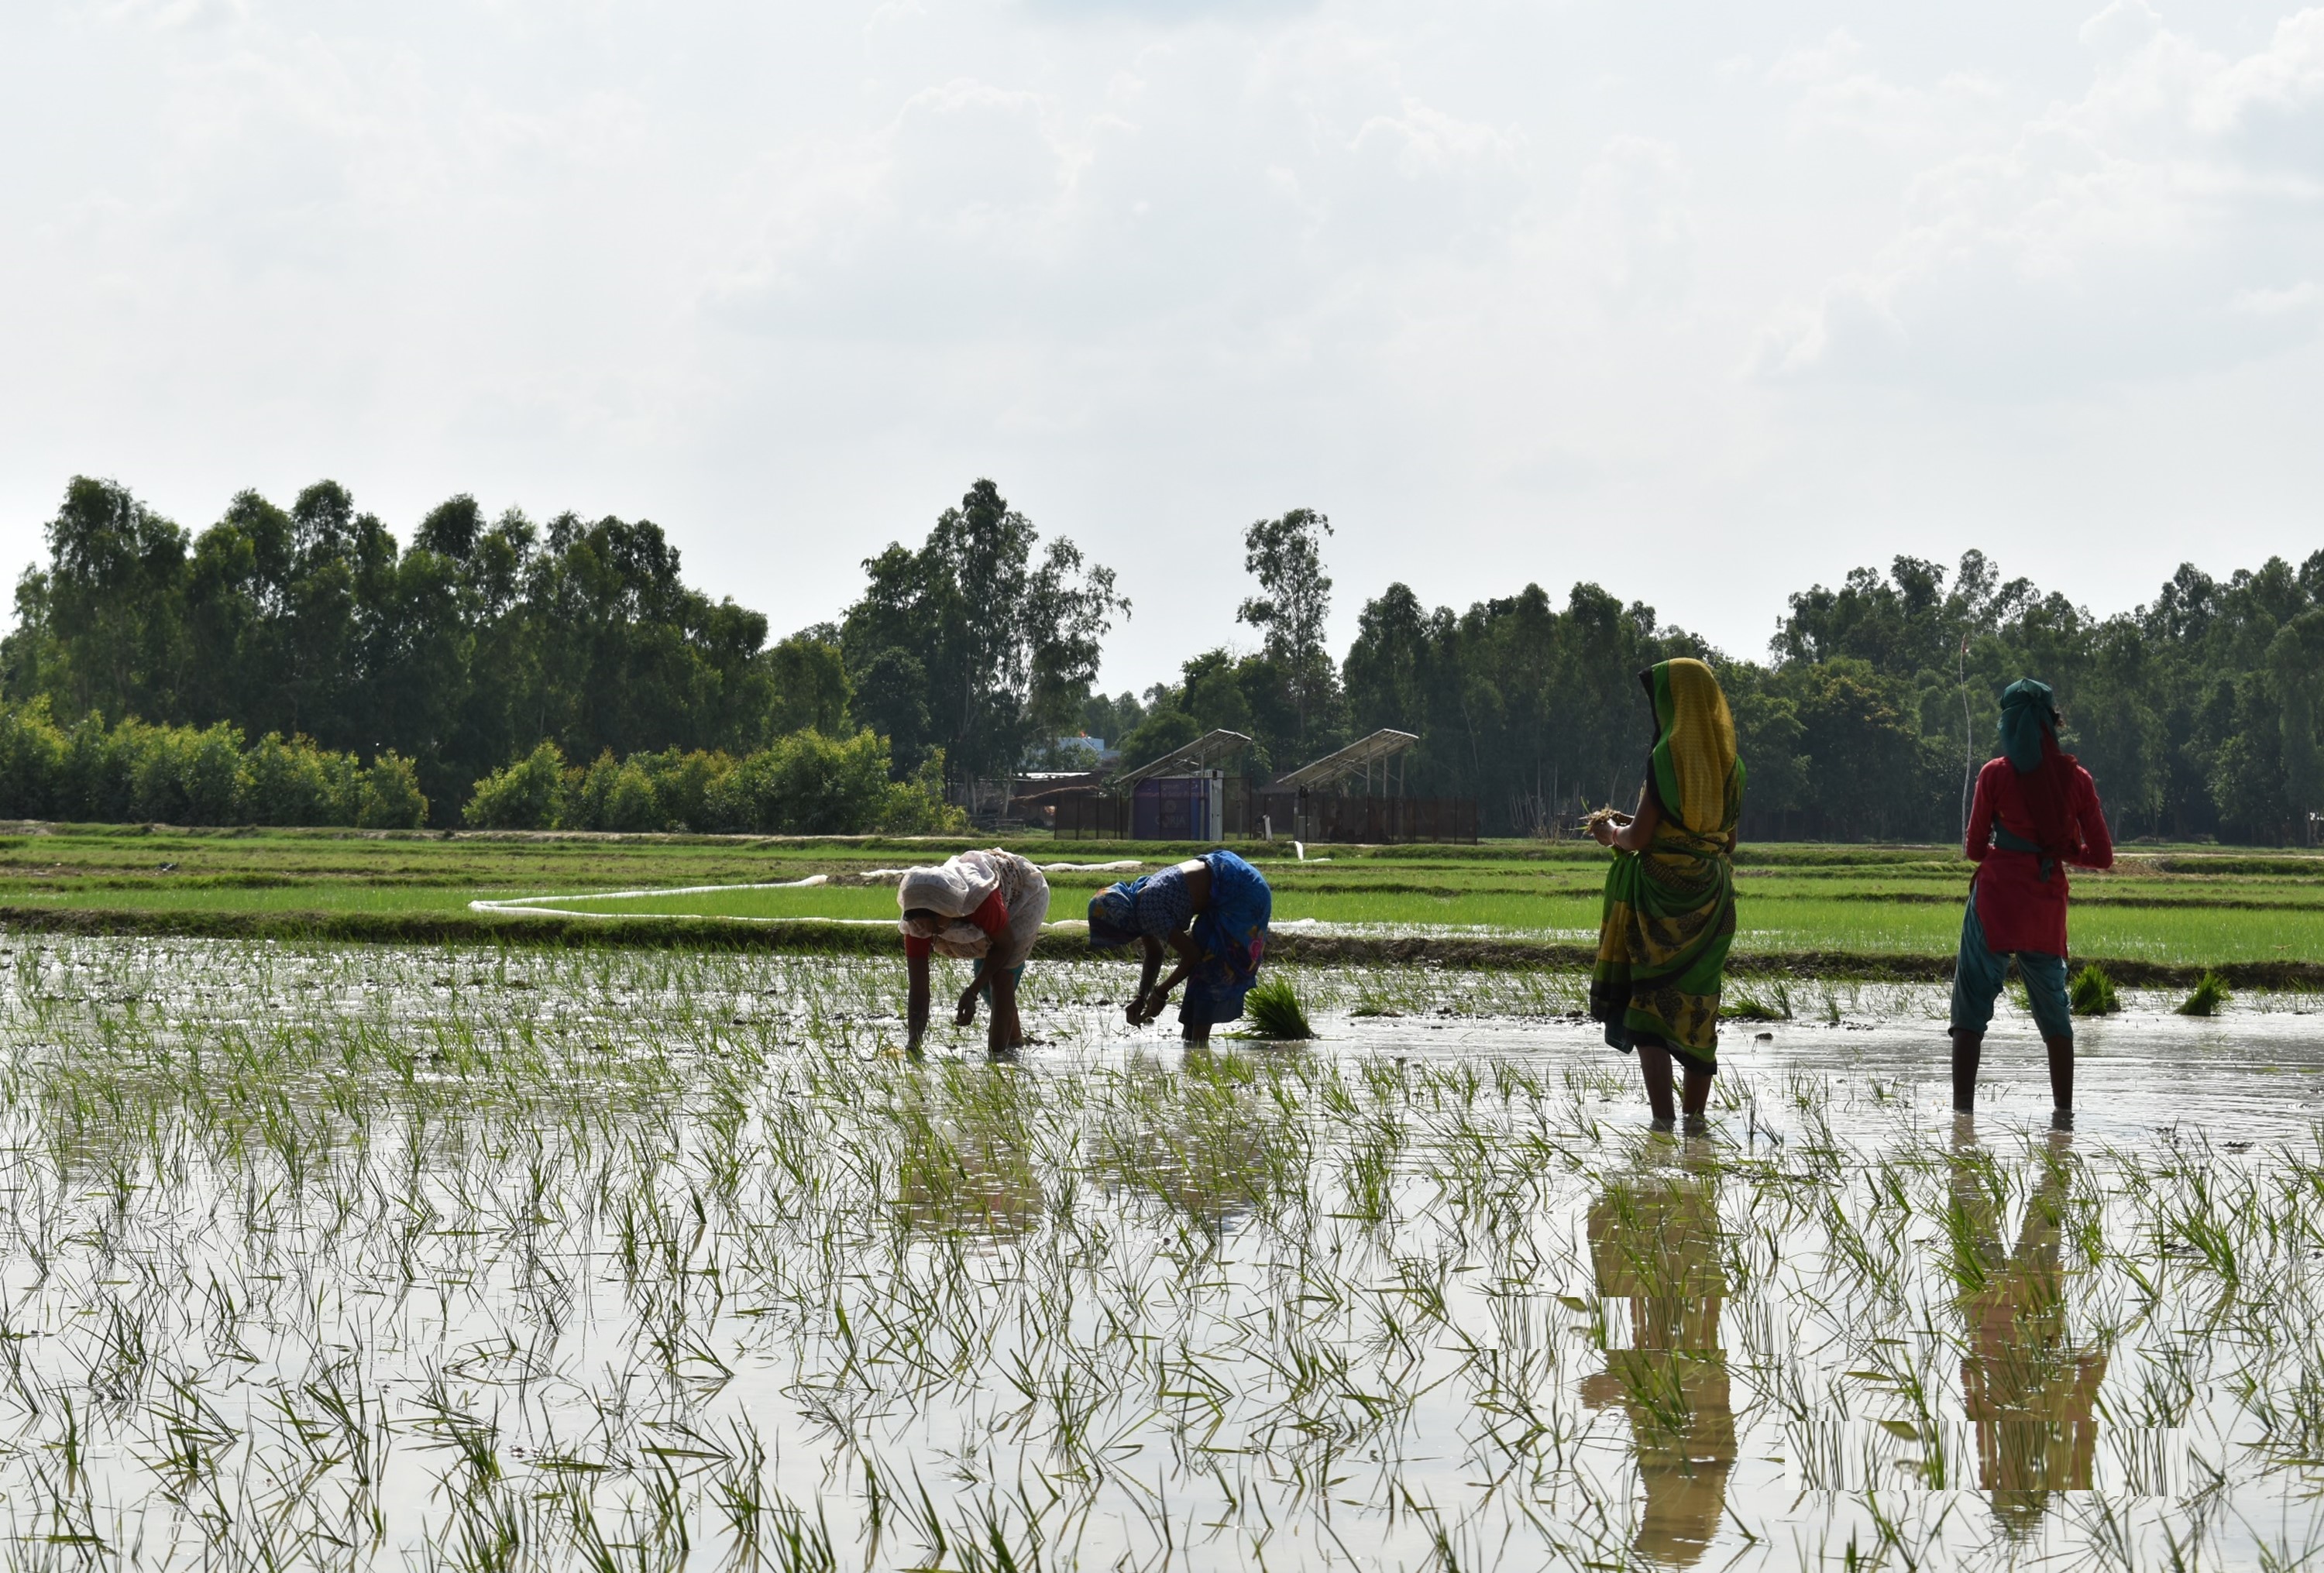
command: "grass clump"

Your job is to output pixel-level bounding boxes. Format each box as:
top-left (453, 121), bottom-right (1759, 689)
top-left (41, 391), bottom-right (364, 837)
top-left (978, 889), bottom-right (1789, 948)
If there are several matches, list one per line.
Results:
top-left (2070, 963), bottom-right (2119, 1017)
top-left (1722, 981), bottom-right (1792, 1022)
top-left (1243, 976), bottom-right (1315, 1039)
top-left (2176, 969), bottom-right (2232, 1016)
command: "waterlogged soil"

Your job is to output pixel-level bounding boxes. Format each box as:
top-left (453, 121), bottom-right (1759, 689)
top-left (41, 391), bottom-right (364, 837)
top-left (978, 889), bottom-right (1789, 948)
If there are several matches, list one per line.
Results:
top-left (2, 939), bottom-right (2322, 1569)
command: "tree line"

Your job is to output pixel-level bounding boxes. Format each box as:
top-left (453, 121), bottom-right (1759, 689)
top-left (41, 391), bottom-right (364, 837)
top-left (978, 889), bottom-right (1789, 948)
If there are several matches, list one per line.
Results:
top-left (1119, 527), bottom-right (2324, 843)
top-left (3, 474), bottom-right (2318, 841)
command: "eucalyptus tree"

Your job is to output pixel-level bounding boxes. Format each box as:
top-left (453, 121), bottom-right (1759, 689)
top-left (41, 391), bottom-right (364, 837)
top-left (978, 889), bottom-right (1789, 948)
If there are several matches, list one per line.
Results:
top-left (843, 479), bottom-right (1126, 790)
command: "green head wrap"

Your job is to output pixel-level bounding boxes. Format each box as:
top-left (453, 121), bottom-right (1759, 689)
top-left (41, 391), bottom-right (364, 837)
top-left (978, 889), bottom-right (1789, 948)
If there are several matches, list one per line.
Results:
top-left (1996, 678), bottom-right (2058, 774)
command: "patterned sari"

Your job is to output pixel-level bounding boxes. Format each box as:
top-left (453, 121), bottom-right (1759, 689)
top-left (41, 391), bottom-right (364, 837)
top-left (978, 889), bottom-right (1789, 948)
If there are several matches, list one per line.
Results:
top-left (1590, 658), bottom-right (1745, 1066)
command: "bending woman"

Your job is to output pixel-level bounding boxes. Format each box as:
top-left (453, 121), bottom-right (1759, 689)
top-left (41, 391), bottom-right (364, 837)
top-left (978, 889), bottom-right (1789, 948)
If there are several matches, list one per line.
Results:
top-left (1590, 658), bottom-right (1745, 1132)
top-left (1951, 679), bottom-right (2113, 1127)
top-left (898, 848), bottom-right (1051, 1055)
top-left (1087, 850), bottom-right (1272, 1045)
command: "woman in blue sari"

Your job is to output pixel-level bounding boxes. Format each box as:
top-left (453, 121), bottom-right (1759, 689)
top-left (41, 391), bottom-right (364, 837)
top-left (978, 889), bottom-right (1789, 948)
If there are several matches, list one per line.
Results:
top-left (1087, 850), bottom-right (1272, 1044)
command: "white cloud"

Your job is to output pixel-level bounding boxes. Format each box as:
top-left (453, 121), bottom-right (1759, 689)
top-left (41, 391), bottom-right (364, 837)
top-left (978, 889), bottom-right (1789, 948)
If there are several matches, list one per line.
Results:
top-left (1759, 5), bottom-right (2324, 393)
top-left (1566, 136), bottom-right (1696, 313)
top-left (2233, 278), bottom-right (2320, 313)
top-left (2, 0), bottom-right (2321, 676)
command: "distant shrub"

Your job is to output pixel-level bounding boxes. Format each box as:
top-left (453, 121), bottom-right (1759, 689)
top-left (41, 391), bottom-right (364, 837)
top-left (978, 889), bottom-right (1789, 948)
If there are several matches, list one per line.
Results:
top-left (125, 720), bottom-right (244, 825)
top-left (463, 742), bottom-right (570, 829)
top-left (239, 733), bottom-right (337, 826)
top-left (355, 752), bottom-right (429, 829)
top-left (638, 748), bottom-right (724, 832)
top-left (603, 763), bottom-right (662, 833)
top-left (569, 750), bottom-right (624, 831)
top-left (709, 729), bottom-right (900, 835)
top-left (461, 730), bottom-right (963, 836)
top-left (876, 750), bottom-right (968, 835)
top-left (0, 700), bottom-right (418, 827)
top-left (0, 698), bottom-right (66, 817)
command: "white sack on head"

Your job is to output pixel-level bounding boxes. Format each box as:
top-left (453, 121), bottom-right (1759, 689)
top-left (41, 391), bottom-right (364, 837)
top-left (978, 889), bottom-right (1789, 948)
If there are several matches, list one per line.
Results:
top-left (896, 853), bottom-right (1000, 917)
top-left (897, 851), bottom-right (1002, 956)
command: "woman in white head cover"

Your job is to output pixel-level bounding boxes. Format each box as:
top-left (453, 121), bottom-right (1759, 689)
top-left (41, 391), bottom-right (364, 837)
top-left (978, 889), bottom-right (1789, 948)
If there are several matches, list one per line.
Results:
top-left (897, 848), bottom-right (1050, 1054)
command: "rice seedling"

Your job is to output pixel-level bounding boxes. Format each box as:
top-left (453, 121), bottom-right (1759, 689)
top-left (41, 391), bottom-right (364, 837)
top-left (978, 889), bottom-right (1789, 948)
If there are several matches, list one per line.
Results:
top-left (1242, 974), bottom-right (1315, 1039)
top-left (2070, 962), bottom-right (2120, 1016)
top-left (1723, 981), bottom-right (1792, 1022)
top-left (2178, 968), bottom-right (2232, 1016)
top-left (0, 934), bottom-right (2312, 1567)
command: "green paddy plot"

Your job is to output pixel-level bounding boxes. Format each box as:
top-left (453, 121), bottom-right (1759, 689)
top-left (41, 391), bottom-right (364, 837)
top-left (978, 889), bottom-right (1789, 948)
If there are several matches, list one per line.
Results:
top-left (1, 823), bottom-right (2321, 970)
top-left (507, 846), bottom-right (2324, 967)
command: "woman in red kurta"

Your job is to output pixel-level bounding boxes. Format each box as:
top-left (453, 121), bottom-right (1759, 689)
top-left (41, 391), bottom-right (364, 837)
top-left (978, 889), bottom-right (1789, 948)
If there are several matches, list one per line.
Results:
top-left (897, 850), bottom-right (1051, 1055)
top-left (1951, 679), bottom-right (2113, 1125)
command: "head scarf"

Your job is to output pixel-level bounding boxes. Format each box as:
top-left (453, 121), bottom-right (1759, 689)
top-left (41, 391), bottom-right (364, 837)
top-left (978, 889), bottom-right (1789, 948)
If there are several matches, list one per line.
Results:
top-left (1996, 678), bottom-right (2081, 863)
top-left (1642, 658), bottom-right (1741, 838)
top-left (1086, 881), bottom-right (1139, 950)
top-left (897, 851), bottom-right (1001, 955)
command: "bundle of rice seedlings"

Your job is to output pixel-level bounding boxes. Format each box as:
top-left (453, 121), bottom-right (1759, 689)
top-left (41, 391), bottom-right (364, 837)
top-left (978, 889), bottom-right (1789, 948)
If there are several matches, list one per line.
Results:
top-left (2069, 963), bottom-right (2119, 1017)
top-left (1721, 985), bottom-right (1789, 1022)
top-left (2176, 969), bottom-right (2230, 1017)
top-left (1244, 976), bottom-right (1315, 1040)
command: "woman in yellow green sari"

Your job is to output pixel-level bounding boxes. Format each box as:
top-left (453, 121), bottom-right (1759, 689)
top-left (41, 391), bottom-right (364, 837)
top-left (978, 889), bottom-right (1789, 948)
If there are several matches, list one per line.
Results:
top-left (1590, 658), bottom-right (1744, 1131)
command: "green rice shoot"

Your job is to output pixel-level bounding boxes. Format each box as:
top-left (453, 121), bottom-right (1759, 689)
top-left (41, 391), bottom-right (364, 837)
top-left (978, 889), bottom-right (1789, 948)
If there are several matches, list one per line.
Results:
top-left (2070, 961), bottom-right (2120, 1016)
top-left (2178, 967), bottom-right (2233, 1016)
top-left (1242, 974), bottom-right (1315, 1039)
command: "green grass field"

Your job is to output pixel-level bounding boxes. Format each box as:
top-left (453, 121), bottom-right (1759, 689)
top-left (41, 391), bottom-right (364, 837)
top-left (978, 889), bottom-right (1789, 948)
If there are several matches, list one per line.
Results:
top-left (2, 822), bottom-right (2319, 966)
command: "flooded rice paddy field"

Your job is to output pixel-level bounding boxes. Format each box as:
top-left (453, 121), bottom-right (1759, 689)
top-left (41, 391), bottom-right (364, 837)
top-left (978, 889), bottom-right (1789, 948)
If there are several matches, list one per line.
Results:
top-left (5, 939), bottom-right (2324, 1569)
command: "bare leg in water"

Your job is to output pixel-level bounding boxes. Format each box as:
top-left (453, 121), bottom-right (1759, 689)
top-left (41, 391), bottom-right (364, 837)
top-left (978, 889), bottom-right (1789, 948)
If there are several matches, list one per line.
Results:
top-left (1951, 1030), bottom-right (2075, 1126)
top-left (1638, 1042), bottom-right (1714, 1130)
top-left (2045, 1035), bottom-right (2073, 1125)
top-left (1951, 1031), bottom-right (1980, 1113)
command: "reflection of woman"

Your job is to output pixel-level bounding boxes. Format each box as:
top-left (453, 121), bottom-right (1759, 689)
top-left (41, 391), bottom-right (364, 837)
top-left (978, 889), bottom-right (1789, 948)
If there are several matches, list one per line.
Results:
top-left (1948, 1132), bottom-right (2109, 1533)
top-left (1590, 659), bottom-right (1745, 1132)
top-left (1087, 850), bottom-right (1271, 1045)
top-left (1951, 680), bottom-right (2113, 1127)
top-left (1580, 1139), bottom-right (1734, 1568)
top-left (897, 849), bottom-right (1050, 1055)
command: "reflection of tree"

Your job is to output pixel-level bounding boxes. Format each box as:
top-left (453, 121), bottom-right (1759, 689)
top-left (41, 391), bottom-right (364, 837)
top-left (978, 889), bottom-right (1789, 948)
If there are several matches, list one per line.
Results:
top-left (1580, 1139), bottom-right (1734, 1568)
top-left (894, 1084), bottom-right (1042, 1239)
top-left (1089, 1053), bottom-right (1287, 1239)
top-left (1947, 1135), bottom-right (2109, 1535)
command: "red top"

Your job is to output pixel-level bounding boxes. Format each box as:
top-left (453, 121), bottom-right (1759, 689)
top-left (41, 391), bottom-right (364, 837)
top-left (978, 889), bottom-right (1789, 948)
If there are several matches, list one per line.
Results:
top-left (902, 891), bottom-right (1009, 959)
top-left (1964, 757), bottom-right (2113, 957)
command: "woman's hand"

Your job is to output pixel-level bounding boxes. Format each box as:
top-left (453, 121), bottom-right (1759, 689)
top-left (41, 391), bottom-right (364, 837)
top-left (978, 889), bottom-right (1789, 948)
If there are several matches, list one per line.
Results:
top-left (1590, 791), bottom-right (1659, 852)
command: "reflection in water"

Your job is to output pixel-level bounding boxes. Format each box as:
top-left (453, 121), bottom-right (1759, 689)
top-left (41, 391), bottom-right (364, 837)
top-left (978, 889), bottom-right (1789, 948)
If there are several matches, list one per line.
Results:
top-left (894, 1071), bottom-right (1043, 1238)
top-left (1948, 1128), bottom-right (2110, 1534)
top-left (1582, 1137), bottom-right (1734, 1568)
top-left (1089, 1049), bottom-right (1290, 1238)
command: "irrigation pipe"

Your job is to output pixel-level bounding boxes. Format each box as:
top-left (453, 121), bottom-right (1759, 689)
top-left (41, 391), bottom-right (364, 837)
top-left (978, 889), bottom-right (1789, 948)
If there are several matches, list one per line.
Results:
top-left (471, 873), bottom-right (832, 920)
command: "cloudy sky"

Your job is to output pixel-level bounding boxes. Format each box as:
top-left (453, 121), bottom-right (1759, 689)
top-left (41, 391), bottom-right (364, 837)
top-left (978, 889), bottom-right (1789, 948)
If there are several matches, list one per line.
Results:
top-left (3, 0), bottom-right (2319, 687)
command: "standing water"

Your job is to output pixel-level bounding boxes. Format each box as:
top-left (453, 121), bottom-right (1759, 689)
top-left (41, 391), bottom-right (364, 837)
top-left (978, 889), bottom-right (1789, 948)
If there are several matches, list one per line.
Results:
top-left (1, 937), bottom-right (2319, 1568)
